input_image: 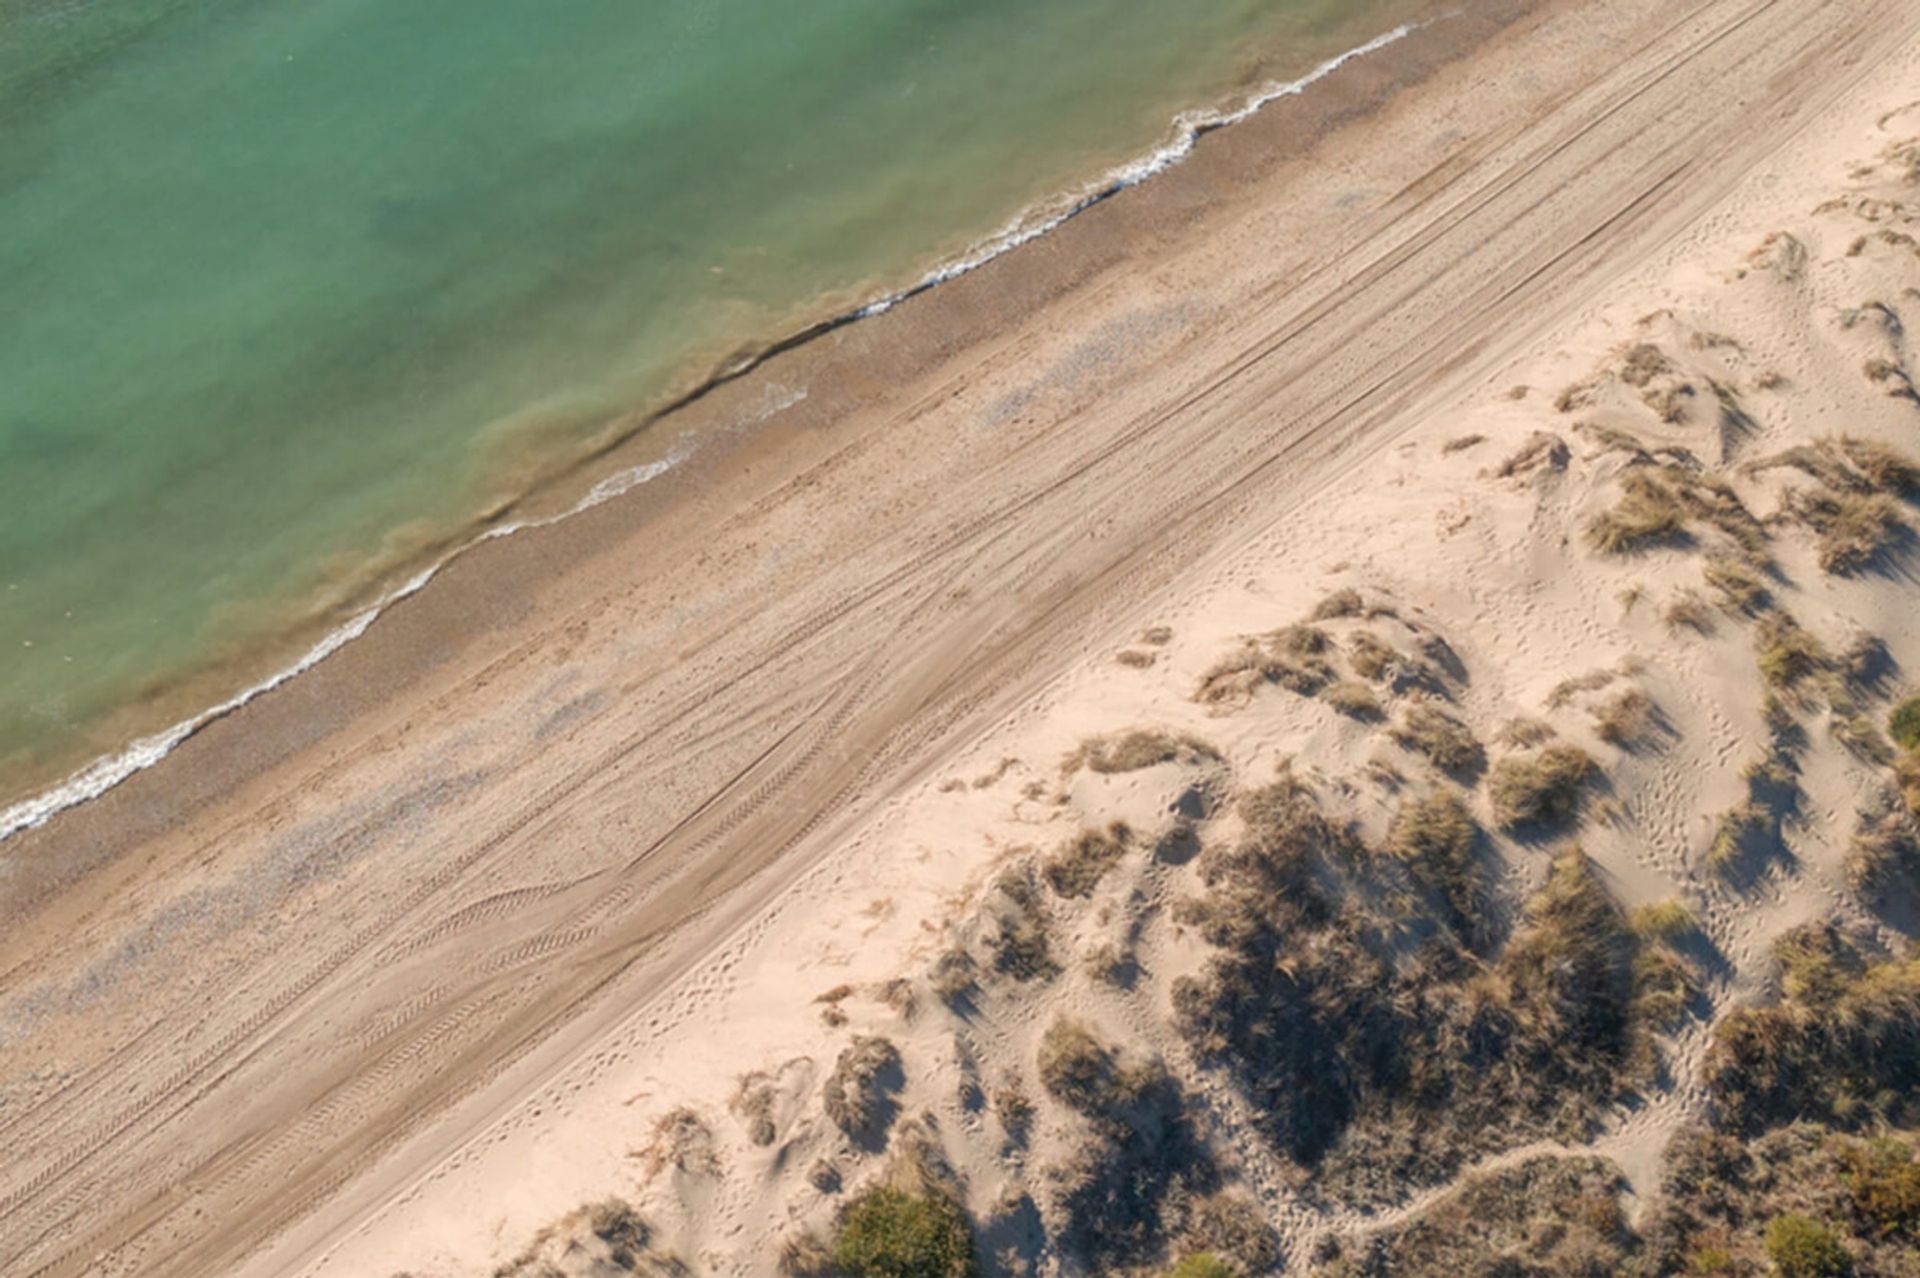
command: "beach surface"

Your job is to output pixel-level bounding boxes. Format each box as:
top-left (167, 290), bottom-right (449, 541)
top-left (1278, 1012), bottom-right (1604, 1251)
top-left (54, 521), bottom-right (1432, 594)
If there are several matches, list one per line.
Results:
top-left (3, 0), bottom-right (1918, 1273)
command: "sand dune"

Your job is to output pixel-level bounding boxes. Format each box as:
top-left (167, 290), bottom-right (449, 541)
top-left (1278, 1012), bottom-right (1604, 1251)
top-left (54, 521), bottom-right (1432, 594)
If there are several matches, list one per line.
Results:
top-left (3, 1), bottom-right (1919, 1275)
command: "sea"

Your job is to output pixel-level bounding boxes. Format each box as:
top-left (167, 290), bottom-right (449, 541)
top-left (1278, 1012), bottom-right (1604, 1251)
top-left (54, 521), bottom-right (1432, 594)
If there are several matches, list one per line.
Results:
top-left (0, 0), bottom-right (1434, 835)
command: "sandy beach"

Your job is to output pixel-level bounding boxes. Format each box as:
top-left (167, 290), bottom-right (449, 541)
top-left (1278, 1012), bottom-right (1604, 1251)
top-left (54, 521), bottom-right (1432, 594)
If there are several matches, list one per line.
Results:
top-left (5, 0), bottom-right (1920, 1274)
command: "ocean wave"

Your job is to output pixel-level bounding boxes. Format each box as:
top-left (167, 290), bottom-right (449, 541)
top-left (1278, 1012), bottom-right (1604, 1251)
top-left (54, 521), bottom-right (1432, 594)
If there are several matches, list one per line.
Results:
top-left (0, 20), bottom-right (1421, 845)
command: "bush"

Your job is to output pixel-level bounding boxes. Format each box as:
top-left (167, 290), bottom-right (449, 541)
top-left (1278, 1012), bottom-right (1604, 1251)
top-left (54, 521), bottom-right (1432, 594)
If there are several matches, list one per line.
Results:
top-left (1489, 746), bottom-right (1597, 829)
top-left (1891, 698), bottom-right (1920, 753)
top-left (833, 1186), bottom-right (976, 1278)
top-left (1163, 1255), bottom-right (1236, 1278)
top-left (1764, 1214), bottom-right (1850, 1277)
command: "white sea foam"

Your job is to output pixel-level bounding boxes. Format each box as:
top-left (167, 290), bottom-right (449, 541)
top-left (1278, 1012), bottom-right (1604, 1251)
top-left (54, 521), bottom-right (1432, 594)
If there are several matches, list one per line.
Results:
top-left (0, 22), bottom-right (1420, 844)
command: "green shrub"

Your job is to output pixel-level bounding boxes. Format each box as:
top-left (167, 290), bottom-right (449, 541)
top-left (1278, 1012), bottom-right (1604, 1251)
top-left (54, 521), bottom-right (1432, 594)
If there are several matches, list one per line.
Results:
top-left (1164, 1255), bottom-right (1236, 1278)
top-left (1763, 1214), bottom-right (1849, 1277)
top-left (1891, 698), bottom-right (1920, 753)
top-left (832, 1187), bottom-right (976, 1278)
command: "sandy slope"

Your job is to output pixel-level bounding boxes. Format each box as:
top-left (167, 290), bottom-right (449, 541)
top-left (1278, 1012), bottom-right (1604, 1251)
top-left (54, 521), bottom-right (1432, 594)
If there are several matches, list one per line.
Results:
top-left (2, 1), bottom-right (1917, 1275)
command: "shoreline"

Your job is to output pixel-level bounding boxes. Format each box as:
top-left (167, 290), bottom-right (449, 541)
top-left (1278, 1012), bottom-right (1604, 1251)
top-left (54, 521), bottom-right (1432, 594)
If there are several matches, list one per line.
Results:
top-left (0, 13), bottom-right (1428, 844)
top-left (13, 0), bottom-right (1916, 1272)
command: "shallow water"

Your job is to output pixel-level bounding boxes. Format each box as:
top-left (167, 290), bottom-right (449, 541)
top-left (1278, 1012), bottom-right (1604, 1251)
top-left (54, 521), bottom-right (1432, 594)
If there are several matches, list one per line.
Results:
top-left (0, 0), bottom-right (1429, 811)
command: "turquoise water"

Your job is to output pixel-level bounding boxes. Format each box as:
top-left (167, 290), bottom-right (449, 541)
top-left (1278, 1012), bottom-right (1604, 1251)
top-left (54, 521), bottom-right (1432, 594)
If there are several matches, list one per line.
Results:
top-left (0, 0), bottom-right (1425, 813)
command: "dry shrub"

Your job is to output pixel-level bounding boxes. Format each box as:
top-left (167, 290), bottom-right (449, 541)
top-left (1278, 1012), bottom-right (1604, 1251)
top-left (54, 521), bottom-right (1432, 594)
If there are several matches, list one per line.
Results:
top-left (1173, 776), bottom-right (1670, 1206)
top-left (1347, 631), bottom-right (1398, 681)
top-left (1703, 555), bottom-right (1771, 613)
top-left (1035, 1020), bottom-right (1217, 1271)
top-left (1707, 924), bottom-right (1920, 1135)
top-left (1489, 746), bottom-right (1598, 830)
top-left (1664, 589), bottom-right (1713, 634)
top-left (824, 1036), bottom-right (904, 1143)
top-left (1756, 614), bottom-right (1832, 696)
top-left (1392, 705), bottom-right (1485, 775)
top-left (1593, 688), bottom-right (1660, 749)
top-left (985, 866), bottom-right (1057, 982)
top-left (1847, 809), bottom-right (1920, 897)
top-left (1066, 730), bottom-right (1219, 775)
top-left (1546, 668), bottom-right (1616, 710)
top-left (1320, 680), bottom-right (1382, 720)
top-left (1630, 899), bottom-right (1696, 941)
top-left (1646, 1124), bottom-right (1920, 1278)
top-left (928, 948), bottom-right (977, 1002)
top-left (1791, 487), bottom-right (1904, 574)
top-left (1044, 823), bottom-right (1130, 899)
top-left (1310, 588), bottom-right (1366, 621)
top-left (1350, 1156), bottom-right (1639, 1278)
top-left (1495, 431), bottom-right (1570, 479)
top-left (1836, 435), bottom-right (1920, 495)
top-left (1588, 470), bottom-right (1687, 553)
top-left (1198, 625), bottom-right (1339, 704)
top-left (1386, 790), bottom-right (1483, 934)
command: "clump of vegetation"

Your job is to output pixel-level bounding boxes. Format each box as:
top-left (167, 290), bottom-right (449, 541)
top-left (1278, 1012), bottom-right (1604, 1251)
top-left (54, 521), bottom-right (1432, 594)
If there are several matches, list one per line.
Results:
top-left (1160, 1255), bottom-right (1235, 1278)
top-left (1066, 731), bottom-right (1220, 775)
top-left (1707, 924), bottom-right (1920, 1135)
top-left (1044, 823), bottom-right (1130, 899)
top-left (824, 1037), bottom-right (904, 1144)
top-left (1392, 704), bottom-right (1485, 775)
top-left (1320, 680), bottom-right (1382, 720)
top-left (831, 1185), bottom-right (976, 1278)
top-left (1489, 746), bottom-right (1598, 830)
top-left (1198, 625), bottom-right (1336, 703)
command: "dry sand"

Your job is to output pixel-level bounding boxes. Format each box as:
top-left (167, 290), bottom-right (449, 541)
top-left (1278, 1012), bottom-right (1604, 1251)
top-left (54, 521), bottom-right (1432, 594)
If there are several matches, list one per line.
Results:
top-left (4, 0), bottom-right (1920, 1274)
